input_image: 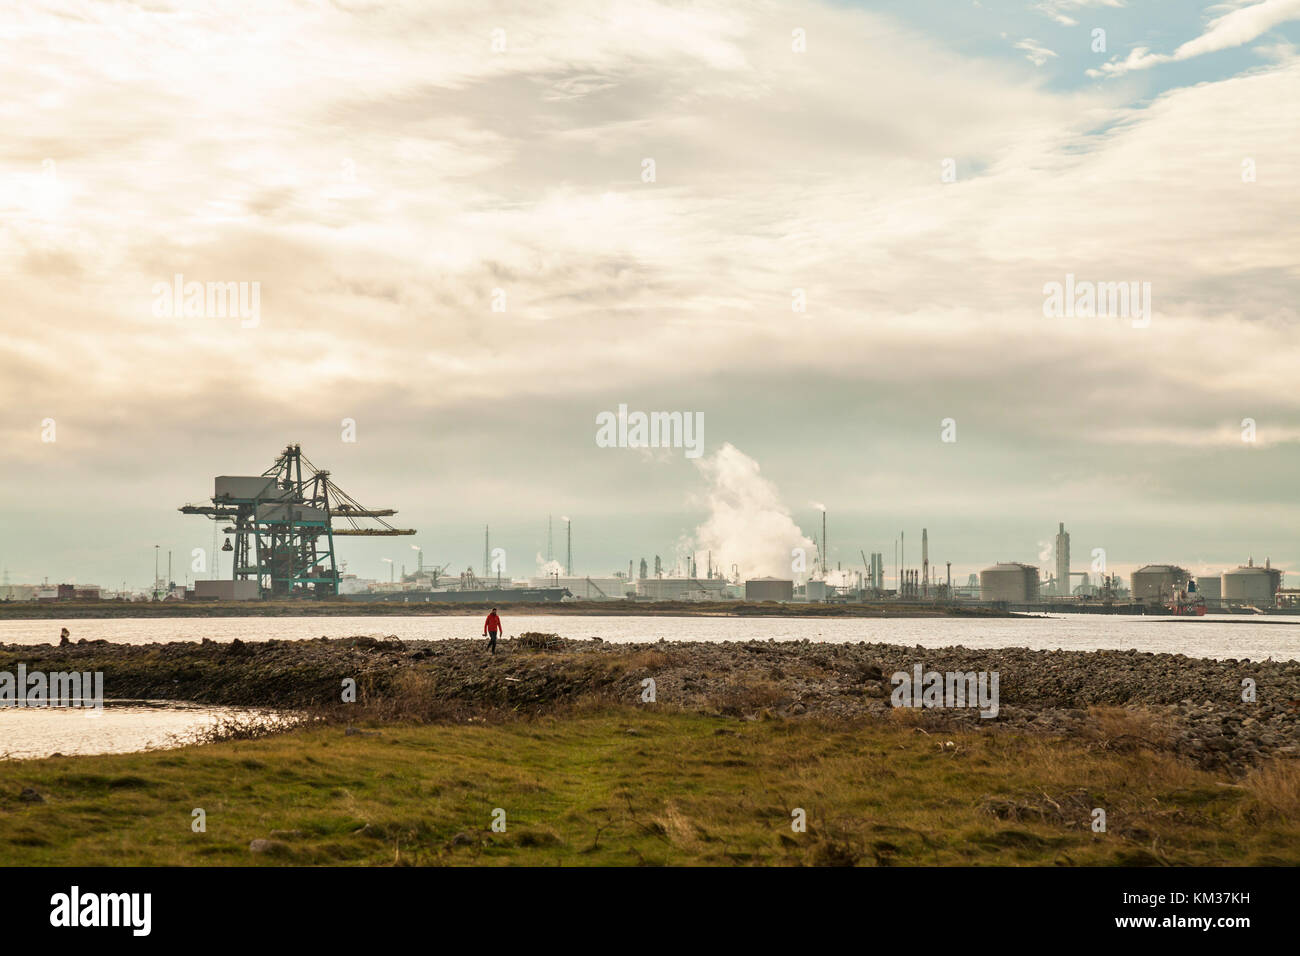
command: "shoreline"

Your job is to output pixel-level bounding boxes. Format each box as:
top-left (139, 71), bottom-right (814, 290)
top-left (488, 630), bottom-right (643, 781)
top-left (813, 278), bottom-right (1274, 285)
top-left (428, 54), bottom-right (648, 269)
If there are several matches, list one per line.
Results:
top-left (4, 635), bottom-right (1297, 775)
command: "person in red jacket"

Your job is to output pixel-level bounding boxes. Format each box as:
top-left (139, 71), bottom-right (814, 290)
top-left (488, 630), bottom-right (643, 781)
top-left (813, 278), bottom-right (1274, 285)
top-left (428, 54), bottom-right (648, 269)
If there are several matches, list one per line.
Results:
top-left (483, 608), bottom-right (502, 654)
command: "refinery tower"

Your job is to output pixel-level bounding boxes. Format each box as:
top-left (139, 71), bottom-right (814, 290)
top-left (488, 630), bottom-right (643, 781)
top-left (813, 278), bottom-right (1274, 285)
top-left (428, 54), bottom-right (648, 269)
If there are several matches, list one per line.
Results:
top-left (1055, 522), bottom-right (1070, 597)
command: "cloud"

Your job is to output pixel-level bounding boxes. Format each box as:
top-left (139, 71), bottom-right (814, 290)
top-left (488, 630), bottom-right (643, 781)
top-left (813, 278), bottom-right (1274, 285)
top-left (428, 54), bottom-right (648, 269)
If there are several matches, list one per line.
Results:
top-left (1032, 0), bottom-right (1126, 28)
top-left (1090, 0), bottom-right (1300, 75)
top-left (2, 0), bottom-right (1298, 582)
top-left (1015, 38), bottom-right (1060, 66)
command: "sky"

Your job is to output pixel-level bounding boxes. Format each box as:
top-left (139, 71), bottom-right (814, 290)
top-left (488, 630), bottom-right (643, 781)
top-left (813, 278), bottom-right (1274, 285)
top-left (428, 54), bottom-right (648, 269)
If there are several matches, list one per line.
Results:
top-left (1, 0), bottom-right (1298, 591)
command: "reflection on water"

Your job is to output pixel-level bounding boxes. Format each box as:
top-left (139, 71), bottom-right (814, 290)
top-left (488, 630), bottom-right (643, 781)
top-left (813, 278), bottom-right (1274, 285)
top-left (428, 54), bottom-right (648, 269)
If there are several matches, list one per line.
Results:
top-left (0, 701), bottom-right (281, 760)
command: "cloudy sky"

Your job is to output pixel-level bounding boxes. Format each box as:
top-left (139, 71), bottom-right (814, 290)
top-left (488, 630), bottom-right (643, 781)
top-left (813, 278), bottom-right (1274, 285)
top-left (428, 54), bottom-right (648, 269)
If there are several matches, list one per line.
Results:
top-left (2, 0), bottom-right (1298, 590)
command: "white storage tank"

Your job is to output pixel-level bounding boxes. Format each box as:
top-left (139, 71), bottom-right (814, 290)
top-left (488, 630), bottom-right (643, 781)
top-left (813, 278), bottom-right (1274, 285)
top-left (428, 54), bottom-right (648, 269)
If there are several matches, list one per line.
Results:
top-left (1222, 559), bottom-right (1281, 606)
top-left (1131, 565), bottom-right (1188, 605)
top-left (980, 563), bottom-right (1040, 603)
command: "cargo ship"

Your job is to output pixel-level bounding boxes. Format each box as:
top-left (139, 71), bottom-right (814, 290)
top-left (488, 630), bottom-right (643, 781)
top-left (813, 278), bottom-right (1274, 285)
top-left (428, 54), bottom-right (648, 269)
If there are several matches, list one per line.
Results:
top-left (1165, 578), bottom-right (1207, 616)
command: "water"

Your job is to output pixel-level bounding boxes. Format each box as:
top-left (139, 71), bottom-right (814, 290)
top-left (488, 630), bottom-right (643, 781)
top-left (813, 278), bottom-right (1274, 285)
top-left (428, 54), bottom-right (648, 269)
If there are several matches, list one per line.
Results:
top-left (2, 612), bottom-right (1298, 660)
top-left (0, 702), bottom-right (279, 760)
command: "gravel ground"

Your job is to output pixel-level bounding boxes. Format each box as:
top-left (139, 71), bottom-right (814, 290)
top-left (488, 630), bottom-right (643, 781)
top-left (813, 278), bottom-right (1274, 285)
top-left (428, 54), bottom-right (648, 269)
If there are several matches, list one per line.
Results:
top-left (4, 634), bottom-right (1297, 774)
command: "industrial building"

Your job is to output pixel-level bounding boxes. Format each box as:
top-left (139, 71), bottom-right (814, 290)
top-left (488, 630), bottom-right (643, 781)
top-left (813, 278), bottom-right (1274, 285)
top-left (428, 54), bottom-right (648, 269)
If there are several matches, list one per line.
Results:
top-left (1055, 522), bottom-right (1070, 596)
top-left (193, 580), bottom-right (260, 601)
top-left (745, 577), bottom-right (794, 602)
top-left (979, 563), bottom-right (1040, 603)
top-left (636, 577), bottom-right (728, 601)
top-left (1131, 565), bottom-right (1189, 605)
top-left (527, 576), bottom-right (631, 600)
top-left (1222, 559), bottom-right (1282, 607)
top-left (1195, 576), bottom-right (1221, 606)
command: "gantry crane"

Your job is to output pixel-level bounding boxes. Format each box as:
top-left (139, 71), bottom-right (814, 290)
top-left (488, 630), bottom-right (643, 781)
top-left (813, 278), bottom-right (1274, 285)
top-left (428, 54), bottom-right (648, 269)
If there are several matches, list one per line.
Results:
top-left (179, 443), bottom-right (414, 598)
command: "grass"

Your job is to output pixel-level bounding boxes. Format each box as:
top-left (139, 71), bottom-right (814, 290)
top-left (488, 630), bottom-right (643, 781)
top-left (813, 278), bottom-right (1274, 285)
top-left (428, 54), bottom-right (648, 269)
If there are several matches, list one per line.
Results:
top-left (1, 709), bottom-right (1296, 866)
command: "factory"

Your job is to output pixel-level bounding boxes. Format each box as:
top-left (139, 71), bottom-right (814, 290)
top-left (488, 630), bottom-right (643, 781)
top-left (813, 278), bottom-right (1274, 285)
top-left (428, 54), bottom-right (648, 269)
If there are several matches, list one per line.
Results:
top-left (979, 563), bottom-right (1041, 604)
top-left (744, 577), bottom-right (794, 602)
top-left (1221, 559), bottom-right (1282, 607)
top-left (635, 576), bottom-right (729, 602)
top-left (20, 481), bottom-right (1297, 612)
top-left (1130, 565), bottom-right (1190, 606)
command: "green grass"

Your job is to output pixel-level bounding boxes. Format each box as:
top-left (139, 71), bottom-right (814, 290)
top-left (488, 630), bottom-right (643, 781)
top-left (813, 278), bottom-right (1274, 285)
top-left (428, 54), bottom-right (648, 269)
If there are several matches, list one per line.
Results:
top-left (1, 710), bottom-right (1295, 866)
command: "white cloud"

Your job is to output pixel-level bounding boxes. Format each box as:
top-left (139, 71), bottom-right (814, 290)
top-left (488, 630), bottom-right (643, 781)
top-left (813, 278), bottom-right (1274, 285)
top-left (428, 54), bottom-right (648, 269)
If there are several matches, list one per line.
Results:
top-left (1015, 38), bottom-right (1060, 65)
top-left (1091, 0), bottom-right (1300, 75)
top-left (1032, 0), bottom-right (1126, 28)
top-left (2, 0), bottom-right (1299, 580)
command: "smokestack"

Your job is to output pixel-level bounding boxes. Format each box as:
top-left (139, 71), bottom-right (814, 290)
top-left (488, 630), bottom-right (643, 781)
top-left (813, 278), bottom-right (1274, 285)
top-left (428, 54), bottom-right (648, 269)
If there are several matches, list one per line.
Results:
top-left (922, 528), bottom-right (928, 598)
top-left (822, 509), bottom-right (827, 578)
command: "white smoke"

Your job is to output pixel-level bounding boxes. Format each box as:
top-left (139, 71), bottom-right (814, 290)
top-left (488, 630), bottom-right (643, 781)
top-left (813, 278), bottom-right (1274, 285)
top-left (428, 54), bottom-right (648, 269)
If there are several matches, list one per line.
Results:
top-left (691, 443), bottom-right (815, 580)
top-left (823, 568), bottom-right (857, 588)
top-left (535, 553), bottom-right (564, 576)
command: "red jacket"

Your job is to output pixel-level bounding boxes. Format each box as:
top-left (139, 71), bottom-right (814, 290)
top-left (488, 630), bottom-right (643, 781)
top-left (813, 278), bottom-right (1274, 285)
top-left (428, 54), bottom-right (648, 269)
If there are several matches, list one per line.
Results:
top-left (484, 612), bottom-right (501, 635)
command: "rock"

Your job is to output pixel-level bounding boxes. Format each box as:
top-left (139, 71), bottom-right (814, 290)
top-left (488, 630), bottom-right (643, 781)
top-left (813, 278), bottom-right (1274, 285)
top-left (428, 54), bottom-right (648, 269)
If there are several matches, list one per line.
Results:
top-left (19, 787), bottom-right (44, 803)
top-left (450, 831), bottom-right (475, 846)
top-left (249, 838), bottom-right (287, 854)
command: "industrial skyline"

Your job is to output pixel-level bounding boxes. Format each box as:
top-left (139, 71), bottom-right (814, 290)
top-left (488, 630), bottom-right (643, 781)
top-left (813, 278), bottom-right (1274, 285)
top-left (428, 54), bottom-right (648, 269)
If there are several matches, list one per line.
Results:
top-left (1, 491), bottom-right (1287, 603)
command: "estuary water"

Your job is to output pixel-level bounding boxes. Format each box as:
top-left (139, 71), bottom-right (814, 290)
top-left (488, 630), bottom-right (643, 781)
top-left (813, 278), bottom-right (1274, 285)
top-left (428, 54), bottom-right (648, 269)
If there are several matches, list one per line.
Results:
top-left (1, 612), bottom-right (1298, 660)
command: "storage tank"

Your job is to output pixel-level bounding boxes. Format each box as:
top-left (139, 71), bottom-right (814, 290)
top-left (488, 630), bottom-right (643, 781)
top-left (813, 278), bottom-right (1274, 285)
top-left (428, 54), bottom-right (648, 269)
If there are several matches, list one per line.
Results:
top-left (1130, 565), bottom-right (1188, 605)
top-left (1222, 559), bottom-right (1282, 606)
top-left (979, 563), bottom-right (1040, 603)
top-left (744, 577), bottom-right (794, 602)
top-left (1194, 576), bottom-right (1221, 607)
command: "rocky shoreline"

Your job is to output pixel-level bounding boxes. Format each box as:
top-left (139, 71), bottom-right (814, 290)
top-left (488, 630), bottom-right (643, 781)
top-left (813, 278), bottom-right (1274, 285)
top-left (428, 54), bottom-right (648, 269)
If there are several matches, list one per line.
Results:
top-left (4, 635), bottom-right (1297, 774)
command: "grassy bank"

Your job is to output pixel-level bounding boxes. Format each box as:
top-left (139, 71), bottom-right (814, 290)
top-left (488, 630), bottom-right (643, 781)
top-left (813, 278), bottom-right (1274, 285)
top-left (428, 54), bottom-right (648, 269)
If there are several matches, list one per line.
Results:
top-left (2, 709), bottom-right (1295, 866)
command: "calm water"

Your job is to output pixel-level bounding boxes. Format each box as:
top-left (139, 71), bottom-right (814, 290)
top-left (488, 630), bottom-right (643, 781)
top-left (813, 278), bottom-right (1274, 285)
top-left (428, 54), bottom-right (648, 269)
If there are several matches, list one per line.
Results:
top-left (2, 612), bottom-right (1298, 660)
top-left (0, 702), bottom-right (279, 760)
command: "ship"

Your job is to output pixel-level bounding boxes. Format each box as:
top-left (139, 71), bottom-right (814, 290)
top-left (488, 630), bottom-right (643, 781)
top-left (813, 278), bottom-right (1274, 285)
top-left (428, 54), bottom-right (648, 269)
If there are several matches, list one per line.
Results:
top-left (1164, 578), bottom-right (1207, 616)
